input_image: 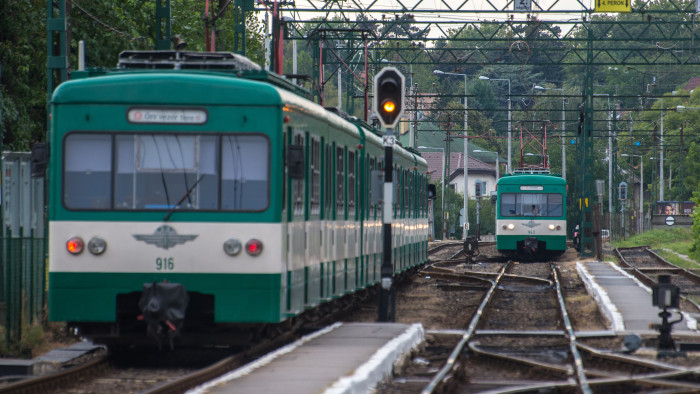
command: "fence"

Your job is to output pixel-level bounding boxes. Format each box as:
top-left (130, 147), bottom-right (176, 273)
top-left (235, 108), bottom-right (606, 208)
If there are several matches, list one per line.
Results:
top-left (1, 152), bottom-right (47, 345)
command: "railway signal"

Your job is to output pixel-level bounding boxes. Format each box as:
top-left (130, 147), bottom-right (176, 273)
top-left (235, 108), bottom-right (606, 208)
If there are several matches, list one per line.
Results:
top-left (374, 67), bottom-right (405, 322)
top-left (373, 68), bottom-right (405, 129)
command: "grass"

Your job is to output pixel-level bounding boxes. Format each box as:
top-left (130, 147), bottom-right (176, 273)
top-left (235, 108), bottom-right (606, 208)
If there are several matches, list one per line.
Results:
top-left (612, 227), bottom-right (700, 269)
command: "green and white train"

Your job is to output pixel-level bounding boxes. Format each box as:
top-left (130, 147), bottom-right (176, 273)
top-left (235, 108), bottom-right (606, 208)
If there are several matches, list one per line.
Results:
top-left (495, 172), bottom-right (567, 257)
top-left (47, 51), bottom-right (429, 348)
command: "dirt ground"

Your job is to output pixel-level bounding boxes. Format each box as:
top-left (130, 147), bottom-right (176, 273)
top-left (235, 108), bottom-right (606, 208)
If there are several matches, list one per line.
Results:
top-left (344, 244), bottom-right (611, 332)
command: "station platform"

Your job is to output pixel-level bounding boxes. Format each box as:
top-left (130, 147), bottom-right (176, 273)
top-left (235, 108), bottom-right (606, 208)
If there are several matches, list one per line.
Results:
top-left (188, 322), bottom-right (424, 394)
top-left (577, 260), bottom-right (698, 335)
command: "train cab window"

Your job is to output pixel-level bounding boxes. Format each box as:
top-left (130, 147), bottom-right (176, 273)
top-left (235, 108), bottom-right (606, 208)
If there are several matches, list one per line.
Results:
top-left (64, 132), bottom-right (269, 212)
top-left (500, 193), bottom-right (563, 217)
top-left (221, 135), bottom-right (269, 211)
top-left (310, 138), bottom-right (321, 215)
top-left (64, 134), bottom-right (112, 209)
top-left (122, 135), bottom-right (218, 211)
top-left (348, 150), bottom-right (356, 216)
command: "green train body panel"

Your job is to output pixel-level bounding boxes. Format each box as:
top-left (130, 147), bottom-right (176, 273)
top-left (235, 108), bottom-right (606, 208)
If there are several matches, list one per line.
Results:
top-left (49, 272), bottom-right (282, 322)
top-left (496, 235), bottom-right (567, 251)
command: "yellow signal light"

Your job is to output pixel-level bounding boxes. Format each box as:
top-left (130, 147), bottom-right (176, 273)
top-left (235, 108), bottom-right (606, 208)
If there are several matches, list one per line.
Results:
top-left (383, 100), bottom-right (396, 113)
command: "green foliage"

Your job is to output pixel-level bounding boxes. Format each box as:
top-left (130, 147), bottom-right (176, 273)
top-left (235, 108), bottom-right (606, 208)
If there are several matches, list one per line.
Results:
top-left (0, 1), bottom-right (266, 148)
top-left (0, 323), bottom-right (46, 358)
top-left (691, 184), bottom-right (700, 261)
top-left (0, 0), bottom-right (49, 150)
top-left (433, 185), bottom-right (495, 240)
top-left (613, 227), bottom-right (694, 249)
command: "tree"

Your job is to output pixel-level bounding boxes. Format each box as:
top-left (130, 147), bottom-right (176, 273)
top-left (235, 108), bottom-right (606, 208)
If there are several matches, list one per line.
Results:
top-left (1, 1), bottom-right (266, 148)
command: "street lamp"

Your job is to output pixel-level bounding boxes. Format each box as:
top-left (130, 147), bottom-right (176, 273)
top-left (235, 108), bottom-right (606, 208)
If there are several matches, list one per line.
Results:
top-left (434, 69), bottom-right (469, 239)
top-left (480, 76), bottom-right (512, 174)
top-left (621, 153), bottom-right (643, 234)
top-left (418, 146), bottom-right (447, 240)
top-left (473, 149), bottom-right (499, 180)
top-left (533, 85), bottom-right (566, 179)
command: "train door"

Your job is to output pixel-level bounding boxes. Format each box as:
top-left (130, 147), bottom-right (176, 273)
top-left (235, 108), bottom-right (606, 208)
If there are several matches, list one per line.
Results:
top-left (287, 131), bottom-right (306, 315)
top-left (306, 136), bottom-right (322, 307)
top-left (322, 142), bottom-right (333, 299)
top-left (333, 145), bottom-right (346, 296)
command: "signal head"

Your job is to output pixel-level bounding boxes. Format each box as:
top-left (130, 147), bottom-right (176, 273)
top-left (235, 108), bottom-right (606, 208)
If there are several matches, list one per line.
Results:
top-left (373, 67), bottom-right (405, 129)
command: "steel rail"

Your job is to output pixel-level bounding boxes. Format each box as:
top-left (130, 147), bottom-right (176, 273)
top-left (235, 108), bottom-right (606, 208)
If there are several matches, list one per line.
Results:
top-left (615, 247), bottom-right (700, 312)
top-left (421, 262), bottom-right (510, 393)
top-left (467, 341), bottom-right (573, 377)
top-left (0, 355), bottom-right (109, 394)
top-left (552, 263), bottom-right (591, 394)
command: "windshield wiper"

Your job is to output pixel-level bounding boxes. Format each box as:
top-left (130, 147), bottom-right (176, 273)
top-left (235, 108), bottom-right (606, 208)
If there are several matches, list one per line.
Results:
top-left (164, 175), bottom-right (205, 221)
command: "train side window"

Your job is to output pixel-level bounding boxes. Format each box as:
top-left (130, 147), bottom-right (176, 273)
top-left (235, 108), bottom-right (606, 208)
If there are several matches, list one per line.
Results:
top-left (292, 133), bottom-right (305, 216)
top-left (325, 143), bottom-right (332, 219)
top-left (409, 173), bottom-right (413, 218)
top-left (369, 157), bottom-right (375, 213)
top-left (336, 146), bottom-right (345, 216)
top-left (348, 150), bottom-right (356, 216)
top-left (310, 138), bottom-right (321, 215)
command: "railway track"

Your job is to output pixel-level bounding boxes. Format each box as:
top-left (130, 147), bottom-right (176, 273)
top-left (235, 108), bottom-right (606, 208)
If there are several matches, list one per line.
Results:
top-left (615, 246), bottom-right (700, 310)
top-left (2, 248), bottom-right (435, 394)
top-left (0, 334), bottom-right (298, 394)
top-left (377, 256), bottom-right (700, 393)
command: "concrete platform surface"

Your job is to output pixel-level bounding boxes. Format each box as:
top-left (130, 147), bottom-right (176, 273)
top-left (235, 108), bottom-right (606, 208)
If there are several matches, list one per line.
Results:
top-left (188, 322), bottom-right (424, 394)
top-left (577, 261), bottom-right (698, 334)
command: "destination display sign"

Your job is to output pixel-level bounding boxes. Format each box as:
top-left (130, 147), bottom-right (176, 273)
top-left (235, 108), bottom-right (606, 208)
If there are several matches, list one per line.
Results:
top-left (520, 185), bottom-right (544, 191)
top-left (127, 108), bottom-right (208, 125)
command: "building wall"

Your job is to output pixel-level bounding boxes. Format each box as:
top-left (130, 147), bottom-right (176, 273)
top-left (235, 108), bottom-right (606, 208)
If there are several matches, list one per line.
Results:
top-left (450, 172), bottom-right (497, 198)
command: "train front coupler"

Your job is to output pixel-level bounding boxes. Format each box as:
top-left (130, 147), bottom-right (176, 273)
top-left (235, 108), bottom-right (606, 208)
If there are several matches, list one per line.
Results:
top-left (138, 281), bottom-right (189, 350)
top-left (522, 237), bottom-right (539, 255)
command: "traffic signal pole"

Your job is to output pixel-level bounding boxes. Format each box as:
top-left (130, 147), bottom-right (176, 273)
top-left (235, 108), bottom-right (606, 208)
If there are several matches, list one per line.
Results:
top-left (379, 130), bottom-right (394, 322)
top-left (374, 67), bottom-right (405, 322)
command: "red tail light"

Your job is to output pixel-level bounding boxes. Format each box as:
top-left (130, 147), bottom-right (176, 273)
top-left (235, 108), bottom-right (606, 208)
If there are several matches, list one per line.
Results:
top-left (67, 237), bottom-right (84, 255)
top-left (245, 239), bottom-right (263, 256)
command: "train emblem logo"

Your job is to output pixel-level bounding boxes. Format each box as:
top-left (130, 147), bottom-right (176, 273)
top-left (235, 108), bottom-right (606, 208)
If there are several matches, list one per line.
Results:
top-left (522, 220), bottom-right (541, 229)
top-left (133, 225), bottom-right (198, 250)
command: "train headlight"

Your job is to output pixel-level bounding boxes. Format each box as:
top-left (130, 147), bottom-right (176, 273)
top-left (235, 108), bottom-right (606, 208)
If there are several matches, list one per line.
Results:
top-left (548, 224), bottom-right (556, 231)
top-left (66, 237), bottom-right (84, 255)
top-left (87, 237), bottom-right (107, 255)
top-left (506, 223), bottom-right (515, 230)
top-left (245, 239), bottom-right (263, 256)
top-left (223, 238), bottom-right (242, 256)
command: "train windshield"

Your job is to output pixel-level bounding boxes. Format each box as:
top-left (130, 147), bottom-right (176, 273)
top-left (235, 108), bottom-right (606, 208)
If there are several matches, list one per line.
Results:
top-left (63, 133), bottom-right (269, 211)
top-left (500, 193), bottom-right (563, 217)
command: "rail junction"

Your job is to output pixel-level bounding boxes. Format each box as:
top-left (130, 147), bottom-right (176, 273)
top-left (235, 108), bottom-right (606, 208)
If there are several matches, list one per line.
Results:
top-left (3, 241), bottom-right (700, 393)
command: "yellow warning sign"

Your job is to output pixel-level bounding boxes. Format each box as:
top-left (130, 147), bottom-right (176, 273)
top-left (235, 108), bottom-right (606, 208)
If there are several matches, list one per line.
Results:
top-left (595, 0), bottom-right (631, 12)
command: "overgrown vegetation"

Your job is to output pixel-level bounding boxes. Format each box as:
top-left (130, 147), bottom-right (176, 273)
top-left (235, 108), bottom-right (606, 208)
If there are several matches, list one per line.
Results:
top-left (612, 227), bottom-right (699, 268)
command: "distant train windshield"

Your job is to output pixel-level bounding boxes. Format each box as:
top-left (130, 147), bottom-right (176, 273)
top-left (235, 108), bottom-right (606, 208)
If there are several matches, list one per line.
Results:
top-left (63, 133), bottom-right (269, 211)
top-left (500, 193), bottom-right (563, 217)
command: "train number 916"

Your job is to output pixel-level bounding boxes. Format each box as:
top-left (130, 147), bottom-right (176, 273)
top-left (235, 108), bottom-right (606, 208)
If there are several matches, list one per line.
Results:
top-left (156, 257), bottom-right (175, 271)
